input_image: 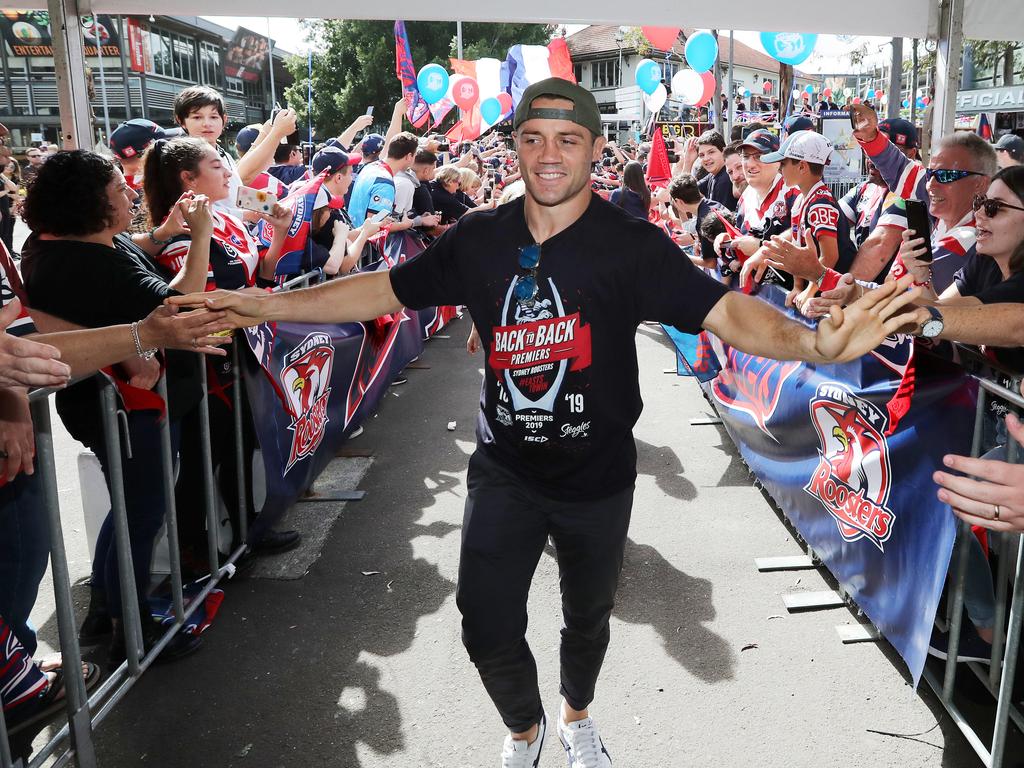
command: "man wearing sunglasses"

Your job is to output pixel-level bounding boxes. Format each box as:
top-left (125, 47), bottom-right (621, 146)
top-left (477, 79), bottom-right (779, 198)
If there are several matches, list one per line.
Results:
top-left (168, 78), bottom-right (922, 768)
top-left (852, 105), bottom-right (996, 293)
top-left (21, 147), bottom-right (45, 186)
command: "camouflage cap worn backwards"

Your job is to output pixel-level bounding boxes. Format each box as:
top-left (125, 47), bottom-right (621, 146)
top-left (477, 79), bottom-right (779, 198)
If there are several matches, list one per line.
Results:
top-left (513, 77), bottom-right (602, 138)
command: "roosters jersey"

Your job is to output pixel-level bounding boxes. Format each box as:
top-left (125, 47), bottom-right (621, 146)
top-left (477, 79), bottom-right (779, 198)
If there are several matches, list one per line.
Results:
top-left (155, 210), bottom-right (261, 291)
top-left (839, 182), bottom-right (908, 249)
top-left (733, 174), bottom-right (798, 287)
top-left (792, 180), bottom-right (857, 274)
top-left (888, 209), bottom-right (979, 294)
top-left (0, 242), bottom-right (34, 337)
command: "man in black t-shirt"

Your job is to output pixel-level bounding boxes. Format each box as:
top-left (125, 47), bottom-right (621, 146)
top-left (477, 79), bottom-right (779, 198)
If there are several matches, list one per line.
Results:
top-left (171, 79), bottom-right (921, 767)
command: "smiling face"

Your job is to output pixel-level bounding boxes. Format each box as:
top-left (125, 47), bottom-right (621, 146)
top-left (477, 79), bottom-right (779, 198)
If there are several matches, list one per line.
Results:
top-left (741, 148), bottom-right (779, 191)
top-left (182, 104), bottom-right (226, 145)
top-left (725, 152), bottom-right (746, 193)
top-left (926, 143), bottom-right (990, 225)
top-left (181, 145), bottom-right (232, 202)
top-left (105, 168), bottom-right (139, 234)
top-left (515, 96), bottom-right (604, 209)
top-left (974, 179), bottom-right (1024, 261)
top-left (698, 143), bottom-right (724, 174)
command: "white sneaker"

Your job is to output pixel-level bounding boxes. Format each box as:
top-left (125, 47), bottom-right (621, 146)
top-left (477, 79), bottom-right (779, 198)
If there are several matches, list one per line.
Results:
top-left (501, 713), bottom-right (546, 768)
top-left (558, 715), bottom-right (612, 767)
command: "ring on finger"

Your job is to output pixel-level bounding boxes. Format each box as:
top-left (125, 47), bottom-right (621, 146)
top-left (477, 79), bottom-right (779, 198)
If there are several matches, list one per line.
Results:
top-left (191, 337), bottom-right (199, 348)
top-left (994, 504), bottom-right (1001, 521)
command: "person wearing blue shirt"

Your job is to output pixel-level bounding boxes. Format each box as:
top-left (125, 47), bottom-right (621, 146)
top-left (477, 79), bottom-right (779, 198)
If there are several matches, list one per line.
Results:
top-left (347, 132), bottom-right (419, 226)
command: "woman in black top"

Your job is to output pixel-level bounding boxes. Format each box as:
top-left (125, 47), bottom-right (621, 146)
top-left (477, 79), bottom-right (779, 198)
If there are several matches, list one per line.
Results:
top-left (0, 158), bottom-right (20, 255)
top-left (609, 161), bottom-right (651, 220)
top-left (429, 165), bottom-right (471, 224)
top-left (20, 151), bottom-right (217, 664)
top-left (900, 166), bottom-right (1024, 372)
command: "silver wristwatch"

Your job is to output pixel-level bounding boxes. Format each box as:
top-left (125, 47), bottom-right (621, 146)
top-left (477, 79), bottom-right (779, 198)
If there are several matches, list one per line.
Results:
top-left (920, 305), bottom-right (944, 338)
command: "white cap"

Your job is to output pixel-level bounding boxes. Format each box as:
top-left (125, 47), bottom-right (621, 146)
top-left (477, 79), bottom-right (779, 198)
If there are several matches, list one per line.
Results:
top-left (761, 131), bottom-right (833, 165)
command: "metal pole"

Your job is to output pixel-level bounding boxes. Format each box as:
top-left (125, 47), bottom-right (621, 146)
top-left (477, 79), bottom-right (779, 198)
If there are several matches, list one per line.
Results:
top-left (29, 397), bottom-right (98, 767)
top-left (155, 374), bottom-right (185, 620)
top-left (991, 533), bottom-right (1024, 767)
top-left (712, 30), bottom-right (723, 135)
top-left (48, 0), bottom-right (93, 148)
top-left (100, 383), bottom-right (145, 676)
top-left (942, 384), bottom-right (988, 699)
top-left (197, 360), bottom-right (222, 576)
top-left (265, 18), bottom-right (276, 107)
top-left (94, 18), bottom-right (112, 140)
top-left (456, 21), bottom-right (463, 60)
top-left (911, 39), bottom-right (920, 124)
top-left (932, 0), bottom-right (965, 145)
top-left (232, 342), bottom-right (249, 546)
top-left (887, 37), bottom-right (902, 119)
top-left (727, 32), bottom-right (735, 139)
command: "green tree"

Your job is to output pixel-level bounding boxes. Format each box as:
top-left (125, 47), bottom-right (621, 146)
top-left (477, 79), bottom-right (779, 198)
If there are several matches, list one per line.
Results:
top-left (284, 20), bottom-right (554, 139)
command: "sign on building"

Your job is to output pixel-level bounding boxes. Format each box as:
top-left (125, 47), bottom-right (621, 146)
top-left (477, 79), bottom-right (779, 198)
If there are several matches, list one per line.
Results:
top-left (224, 27), bottom-right (270, 83)
top-left (0, 11), bottom-right (121, 57)
top-left (956, 86), bottom-right (1024, 114)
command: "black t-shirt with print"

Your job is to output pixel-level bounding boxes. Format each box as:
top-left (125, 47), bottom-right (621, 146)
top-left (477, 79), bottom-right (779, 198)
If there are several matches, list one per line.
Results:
top-left (389, 193), bottom-right (728, 501)
top-left (21, 233), bottom-right (202, 440)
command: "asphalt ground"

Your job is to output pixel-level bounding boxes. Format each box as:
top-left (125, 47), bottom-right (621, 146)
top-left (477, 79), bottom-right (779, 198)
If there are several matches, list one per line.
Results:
top-left (9, 213), bottom-right (992, 767)
top-left (12, 312), bottom-right (994, 768)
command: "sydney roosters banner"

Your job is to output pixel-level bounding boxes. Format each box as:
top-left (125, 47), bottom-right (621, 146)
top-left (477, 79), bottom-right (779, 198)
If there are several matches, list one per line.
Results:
top-left (240, 237), bottom-right (456, 541)
top-left (670, 284), bottom-right (976, 685)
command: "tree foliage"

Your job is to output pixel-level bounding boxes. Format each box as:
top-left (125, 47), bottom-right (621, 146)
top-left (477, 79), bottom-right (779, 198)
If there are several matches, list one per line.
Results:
top-left (284, 20), bottom-right (554, 138)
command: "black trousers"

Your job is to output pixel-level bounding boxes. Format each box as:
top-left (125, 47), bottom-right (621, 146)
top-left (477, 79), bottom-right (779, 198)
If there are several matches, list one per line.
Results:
top-left (456, 449), bottom-right (633, 733)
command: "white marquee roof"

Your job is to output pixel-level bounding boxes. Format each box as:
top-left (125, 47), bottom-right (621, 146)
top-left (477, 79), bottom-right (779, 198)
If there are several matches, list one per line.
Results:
top-left (14, 0), bottom-right (1024, 42)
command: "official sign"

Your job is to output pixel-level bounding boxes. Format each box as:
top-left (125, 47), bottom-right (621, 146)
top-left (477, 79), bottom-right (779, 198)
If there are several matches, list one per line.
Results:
top-left (957, 86), bottom-right (1024, 114)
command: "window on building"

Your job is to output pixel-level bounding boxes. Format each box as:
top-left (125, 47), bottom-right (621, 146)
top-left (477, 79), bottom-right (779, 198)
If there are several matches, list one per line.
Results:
top-left (573, 63), bottom-right (583, 84)
top-left (148, 29), bottom-right (171, 76)
top-left (199, 40), bottom-right (222, 87)
top-left (145, 27), bottom-right (197, 82)
top-left (225, 76), bottom-right (244, 95)
top-left (242, 79), bottom-right (264, 109)
top-left (173, 35), bottom-right (195, 81)
top-left (591, 59), bottom-right (620, 90)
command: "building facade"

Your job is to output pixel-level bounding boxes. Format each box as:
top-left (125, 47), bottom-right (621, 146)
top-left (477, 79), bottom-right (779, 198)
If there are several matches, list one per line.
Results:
top-left (0, 12), bottom-right (293, 150)
top-left (565, 26), bottom-right (819, 140)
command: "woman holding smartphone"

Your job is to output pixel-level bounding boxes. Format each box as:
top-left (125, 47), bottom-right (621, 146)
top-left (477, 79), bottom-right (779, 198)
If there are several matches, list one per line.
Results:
top-left (143, 136), bottom-right (302, 569)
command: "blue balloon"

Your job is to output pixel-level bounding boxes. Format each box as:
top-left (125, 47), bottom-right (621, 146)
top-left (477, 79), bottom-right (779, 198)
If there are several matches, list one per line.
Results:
top-left (759, 32), bottom-right (818, 66)
top-left (417, 64), bottom-right (449, 105)
top-left (916, 97), bottom-right (926, 109)
top-left (684, 31), bottom-right (718, 74)
top-left (635, 59), bottom-right (662, 95)
top-left (867, 88), bottom-right (877, 99)
top-left (805, 84), bottom-right (815, 94)
top-left (480, 97), bottom-right (502, 125)
top-left (902, 99), bottom-right (910, 108)
top-left (743, 89), bottom-right (751, 98)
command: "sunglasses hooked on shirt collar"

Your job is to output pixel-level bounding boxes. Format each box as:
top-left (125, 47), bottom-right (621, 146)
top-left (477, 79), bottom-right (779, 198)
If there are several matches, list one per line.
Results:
top-left (925, 168), bottom-right (986, 184)
top-left (514, 243), bottom-right (542, 307)
top-left (972, 194), bottom-right (1024, 217)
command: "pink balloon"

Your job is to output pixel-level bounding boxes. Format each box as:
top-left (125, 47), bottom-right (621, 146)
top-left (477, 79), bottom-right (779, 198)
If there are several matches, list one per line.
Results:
top-left (875, 90), bottom-right (885, 99)
top-left (822, 87), bottom-right (833, 98)
top-left (762, 80), bottom-right (773, 93)
top-left (452, 76), bottom-right (480, 110)
top-left (697, 71), bottom-right (716, 107)
top-left (852, 96), bottom-right (863, 104)
top-left (496, 92), bottom-right (514, 115)
top-left (922, 95), bottom-right (931, 105)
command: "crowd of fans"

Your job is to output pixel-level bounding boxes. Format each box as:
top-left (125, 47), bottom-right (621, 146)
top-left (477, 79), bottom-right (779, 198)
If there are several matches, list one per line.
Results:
top-left (1, 71), bottom-right (1024, 743)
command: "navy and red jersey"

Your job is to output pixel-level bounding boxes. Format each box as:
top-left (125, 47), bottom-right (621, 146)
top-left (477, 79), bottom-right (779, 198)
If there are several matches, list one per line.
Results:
top-left (0, 241), bottom-right (35, 338)
top-left (791, 180), bottom-right (857, 274)
top-left (155, 210), bottom-right (261, 291)
top-left (838, 182), bottom-right (907, 250)
top-left (734, 174), bottom-right (798, 286)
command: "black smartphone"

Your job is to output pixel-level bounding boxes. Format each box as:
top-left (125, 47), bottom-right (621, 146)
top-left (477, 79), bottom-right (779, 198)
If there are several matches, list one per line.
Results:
top-left (904, 200), bottom-right (933, 263)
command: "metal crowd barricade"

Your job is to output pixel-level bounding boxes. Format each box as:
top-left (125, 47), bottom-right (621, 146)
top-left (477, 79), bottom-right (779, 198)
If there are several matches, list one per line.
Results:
top-left (922, 372), bottom-right (1023, 768)
top-left (0, 347), bottom-right (266, 766)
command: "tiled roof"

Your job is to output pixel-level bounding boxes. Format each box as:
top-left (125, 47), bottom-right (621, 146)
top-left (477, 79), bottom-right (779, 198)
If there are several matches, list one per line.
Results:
top-left (564, 26), bottom-right (809, 78)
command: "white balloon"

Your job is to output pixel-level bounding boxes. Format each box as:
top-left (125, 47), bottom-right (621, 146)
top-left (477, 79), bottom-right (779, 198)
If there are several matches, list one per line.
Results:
top-left (645, 83), bottom-right (668, 112)
top-left (671, 69), bottom-right (705, 106)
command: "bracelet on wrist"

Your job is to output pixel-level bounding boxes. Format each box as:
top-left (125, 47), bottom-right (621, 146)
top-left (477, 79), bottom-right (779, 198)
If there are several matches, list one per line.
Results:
top-left (148, 227), bottom-right (171, 246)
top-left (130, 321), bottom-right (158, 360)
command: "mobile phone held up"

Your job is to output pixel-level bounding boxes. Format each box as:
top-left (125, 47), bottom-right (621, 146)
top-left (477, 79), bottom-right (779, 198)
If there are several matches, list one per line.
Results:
top-left (369, 209), bottom-right (392, 224)
top-left (903, 200), bottom-right (934, 263)
top-left (365, 105), bottom-right (375, 117)
top-left (236, 186), bottom-right (278, 215)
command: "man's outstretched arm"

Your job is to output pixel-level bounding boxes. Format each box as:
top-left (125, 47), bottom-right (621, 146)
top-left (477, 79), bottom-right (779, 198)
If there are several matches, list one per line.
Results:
top-left (165, 271), bottom-right (405, 328)
top-left (702, 277), bottom-right (920, 364)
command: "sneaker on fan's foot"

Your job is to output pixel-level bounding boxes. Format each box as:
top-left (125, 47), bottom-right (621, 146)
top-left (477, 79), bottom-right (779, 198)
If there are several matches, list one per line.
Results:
top-left (501, 713), bottom-right (546, 768)
top-left (558, 715), bottom-right (611, 767)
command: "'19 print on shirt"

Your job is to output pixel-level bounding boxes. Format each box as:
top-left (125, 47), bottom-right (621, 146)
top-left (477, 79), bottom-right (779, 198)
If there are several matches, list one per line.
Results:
top-left (487, 275), bottom-right (592, 443)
